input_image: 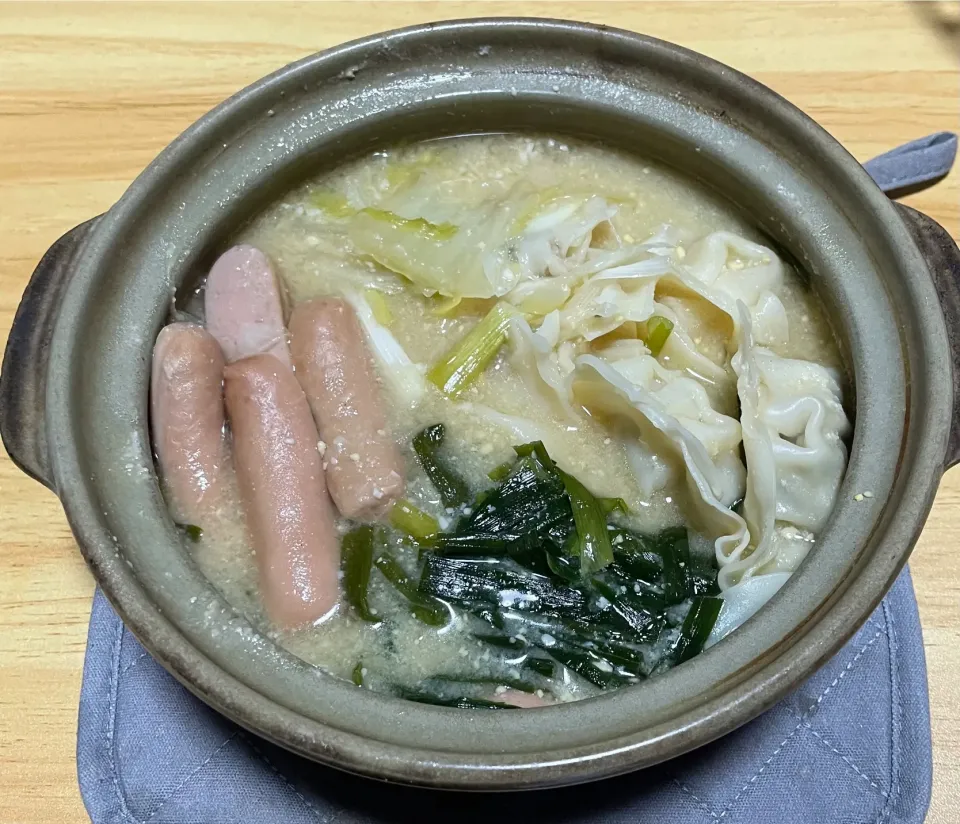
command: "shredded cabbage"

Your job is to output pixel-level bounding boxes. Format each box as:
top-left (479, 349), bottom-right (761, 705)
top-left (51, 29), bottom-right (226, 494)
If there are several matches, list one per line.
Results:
top-left (348, 183), bottom-right (618, 299)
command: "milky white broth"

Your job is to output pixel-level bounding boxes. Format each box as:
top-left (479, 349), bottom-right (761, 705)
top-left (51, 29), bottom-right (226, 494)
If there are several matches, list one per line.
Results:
top-left (175, 134), bottom-right (844, 704)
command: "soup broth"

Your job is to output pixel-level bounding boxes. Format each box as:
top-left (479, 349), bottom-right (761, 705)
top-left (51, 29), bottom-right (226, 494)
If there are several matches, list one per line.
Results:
top-left (155, 134), bottom-right (849, 708)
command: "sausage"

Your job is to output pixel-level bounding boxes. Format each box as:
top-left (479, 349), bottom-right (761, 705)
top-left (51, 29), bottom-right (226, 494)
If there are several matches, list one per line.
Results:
top-left (224, 354), bottom-right (340, 627)
top-left (288, 298), bottom-right (405, 520)
top-left (205, 244), bottom-right (291, 367)
top-left (150, 322), bottom-right (227, 526)
top-left (494, 689), bottom-right (552, 708)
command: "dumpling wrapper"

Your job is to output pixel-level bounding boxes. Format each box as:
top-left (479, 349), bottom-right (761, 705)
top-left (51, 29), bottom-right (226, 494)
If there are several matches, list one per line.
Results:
top-left (572, 355), bottom-right (749, 564)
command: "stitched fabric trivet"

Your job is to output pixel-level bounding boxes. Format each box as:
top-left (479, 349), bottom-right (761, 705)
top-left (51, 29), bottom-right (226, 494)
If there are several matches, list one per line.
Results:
top-left (77, 568), bottom-right (931, 824)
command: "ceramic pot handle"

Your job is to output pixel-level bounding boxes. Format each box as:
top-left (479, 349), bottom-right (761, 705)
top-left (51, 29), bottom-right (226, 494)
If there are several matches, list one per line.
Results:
top-left (0, 218), bottom-right (100, 490)
top-left (895, 204), bottom-right (960, 469)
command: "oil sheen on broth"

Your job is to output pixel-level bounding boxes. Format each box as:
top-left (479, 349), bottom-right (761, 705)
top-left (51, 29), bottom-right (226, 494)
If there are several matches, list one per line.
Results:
top-left (158, 134), bottom-right (850, 708)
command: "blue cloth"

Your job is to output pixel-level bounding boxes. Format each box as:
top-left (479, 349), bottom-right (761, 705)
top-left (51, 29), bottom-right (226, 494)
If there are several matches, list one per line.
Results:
top-left (77, 569), bottom-right (931, 824)
top-left (77, 135), bottom-right (954, 823)
top-left (863, 132), bottom-right (957, 196)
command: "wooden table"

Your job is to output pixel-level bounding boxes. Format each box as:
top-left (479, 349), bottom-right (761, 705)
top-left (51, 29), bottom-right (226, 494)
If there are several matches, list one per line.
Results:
top-left (0, 2), bottom-right (957, 821)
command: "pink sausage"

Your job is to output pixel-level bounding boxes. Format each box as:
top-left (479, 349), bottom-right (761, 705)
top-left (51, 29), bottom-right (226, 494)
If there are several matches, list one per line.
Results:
top-left (495, 689), bottom-right (552, 708)
top-left (224, 354), bottom-right (340, 627)
top-left (289, 298), bottom-right (404, 520)
top-left (151, 322), bottom-right (226, 526)
top-left (205, 245), bottom-right (291, 367)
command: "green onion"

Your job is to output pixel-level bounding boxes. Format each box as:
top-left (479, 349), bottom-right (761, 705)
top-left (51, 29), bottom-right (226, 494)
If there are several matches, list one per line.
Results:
top-left (598, 497), bottom-right (628, 516)
top-left (341, 526), bottom-right (379, 623)
top-left (393, 687), bottom-right (517, 710)
top-left (389, 499), bottom-right (439, 542)
top-left (558, 468), bottom-right (615, 576)
top-left (177, 523), bottom-right (203, 542)
top-left (523, 656), bottom-right (556, 678)
top-left (487, 460), bottom-right (514, 482)
top-left (427, 303), bottom-right (515, 397)
top-left (672, 597), bottom-right (723, 664)
top-left (420, 555), bottom-right (588, 618)
top-left (644, 315), bottom-right (675, 356)
top-left (412, 424), bottom-right (470, 508)
top-left (659, 528), bottom-right (692, 604)
top-left (375, 551), bottom-right (449, 627)
top-left (352, 662), bottom-right (365, 687)
top-left (475, 632), bottom-right (526, 651)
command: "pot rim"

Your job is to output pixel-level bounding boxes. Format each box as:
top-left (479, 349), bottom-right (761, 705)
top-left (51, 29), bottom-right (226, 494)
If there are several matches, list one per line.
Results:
top-left (43, 17), bottom-right (952, 789)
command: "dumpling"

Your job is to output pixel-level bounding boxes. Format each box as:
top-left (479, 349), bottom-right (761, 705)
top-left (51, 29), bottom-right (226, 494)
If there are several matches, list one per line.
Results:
top-left (722, 306), bottom-right (851, 591)
top-left (682, 231), bottom-right (790, 348)
top-left (507, 312), bottom-right (579, 420)
top-left (572, 355), bottom-right (749, 562)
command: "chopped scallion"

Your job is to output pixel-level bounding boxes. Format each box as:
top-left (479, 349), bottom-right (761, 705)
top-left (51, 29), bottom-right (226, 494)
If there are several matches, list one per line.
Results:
top-left (673, 596), bottom-right (722, 664)
top-left (341, 525), bottom-right (379, 623)
top-left (644, 315), bottom-right (675, 356)
top-left (390, 499), bottom-right (440, 542)
top-left (427, 303), bottom-right (516, 397)
top-left (412, 424), bottom-right (470, 508)
top-left (375, 551), bottom-right (449, 627)
top-left (558, 468), bottom-right (615, 575)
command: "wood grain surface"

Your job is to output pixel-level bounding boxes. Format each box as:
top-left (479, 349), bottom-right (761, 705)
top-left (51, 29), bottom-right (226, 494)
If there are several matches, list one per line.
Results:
top-left (0, 3), bottom-right (957, 822)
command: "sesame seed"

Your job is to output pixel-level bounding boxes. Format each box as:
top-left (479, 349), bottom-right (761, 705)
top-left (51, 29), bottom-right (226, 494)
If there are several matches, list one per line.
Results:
top-left (854, 493), bottom-right (864, 502)
top-left (349, 453), bottom-right (360, 462)
top-left (863, 491), bottom-right (874, 498)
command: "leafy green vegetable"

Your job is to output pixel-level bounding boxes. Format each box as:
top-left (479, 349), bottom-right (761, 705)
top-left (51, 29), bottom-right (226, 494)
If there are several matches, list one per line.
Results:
top-left (412, 424), bottom-right (470, 508)
top-left (522, 655), bottom-right (556, 678)
top-left (359, 208), bottom-right (458, 241)
top-left (599, 497), bottom-right (628, 516)
top-left (427, 303), bottom-right (516, 397)
top-left (389, 499), bottom-right (439, 542)
top-left (341, 526), bottom-right (379, 623)
top-left (352, 662), bottom-right (366, 687)
top-left (672, 597), bottom-right (723, 664)
top-left (377, 438), bottom-right (721, 697)
top-left (474, 632), bottom-right (526, 651)
top-left (558, 468), bottom-right (615, 576)
top-left (177, 523), bottom-right (203, 542)
top-left (375, 551), bottom-right (449, 627)
top-left (487, 461), bottom-right (514, 482)
top-left (310, 190), bottom-right (355, 218)
top-left (420, 555), bottom-right (589, 618)
top-left (456, 446), bottom-right (571, 541)
top-left (393, 687), bottom-right (517, 710)
top-left (659, 528), bottom-right (692, 604)
top-left (644, 315), bottom-right (675, 356)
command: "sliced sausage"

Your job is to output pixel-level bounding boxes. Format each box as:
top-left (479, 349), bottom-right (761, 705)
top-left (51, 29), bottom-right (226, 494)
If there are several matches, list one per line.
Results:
top-left (205, 244), bottom-right (291, 367)
top-left (289, 298), bottom-right (405, 520)
top-left (151, 322), bottom-right (226, 526)
top-left (224, 354), bottom-right (339, 627)
top-left (494, 689), bottom-right (552, 708)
